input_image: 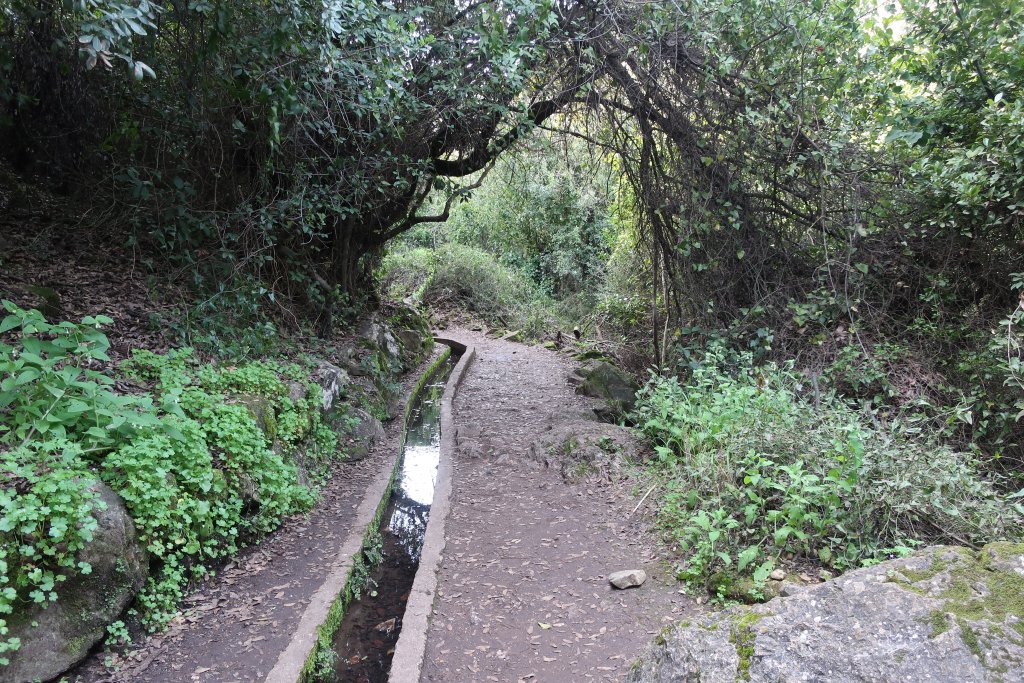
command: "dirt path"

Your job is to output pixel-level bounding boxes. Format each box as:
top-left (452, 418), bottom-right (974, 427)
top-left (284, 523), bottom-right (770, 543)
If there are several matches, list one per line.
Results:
top-left (66, 331), bottom-right (692, 683)
top-left (420, 330), bottom-right (694, 683)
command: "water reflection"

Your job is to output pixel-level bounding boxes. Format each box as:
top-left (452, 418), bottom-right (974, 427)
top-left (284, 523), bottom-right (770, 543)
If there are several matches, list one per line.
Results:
top-left (388, 493), bottom-right (429, 563)
top-left (327, 354), bottom-right (456, 683)
top-left (400, 389), bottom-right (444, 506)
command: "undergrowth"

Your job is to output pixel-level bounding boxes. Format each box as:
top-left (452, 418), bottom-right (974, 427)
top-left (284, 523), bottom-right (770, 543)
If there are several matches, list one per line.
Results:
top-left (380, 244), bottom-right (563, 338)
top-left (634, 350), bottom-right (1024, 594)
top-left (0, 303), bottom-right (339, 663)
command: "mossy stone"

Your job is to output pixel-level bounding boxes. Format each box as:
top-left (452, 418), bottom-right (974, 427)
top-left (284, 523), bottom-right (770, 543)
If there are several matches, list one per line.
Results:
top-left (5, 483), bottom-right (148, 682)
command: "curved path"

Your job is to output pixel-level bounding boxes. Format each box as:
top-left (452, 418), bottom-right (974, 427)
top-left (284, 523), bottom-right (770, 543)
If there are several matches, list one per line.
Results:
top-left (67, 331), bottom-right (690, 683)
top-left (418, 330), bottom-right (691, 682)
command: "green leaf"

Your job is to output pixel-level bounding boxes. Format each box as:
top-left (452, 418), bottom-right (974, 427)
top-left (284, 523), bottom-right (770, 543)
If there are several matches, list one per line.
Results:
top-left (752, 560), bottom-right (774, 584)
top-left (737, 545), bottom-right (759, 572)
top-left (0, 316), bottom-right (20, 334)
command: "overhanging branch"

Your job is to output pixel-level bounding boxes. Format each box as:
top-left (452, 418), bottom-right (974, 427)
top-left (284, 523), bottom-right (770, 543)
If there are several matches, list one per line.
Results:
top-left (431, 83), bottom-right (583, 177)
top-left (382, 161), bottom-right (498, 241)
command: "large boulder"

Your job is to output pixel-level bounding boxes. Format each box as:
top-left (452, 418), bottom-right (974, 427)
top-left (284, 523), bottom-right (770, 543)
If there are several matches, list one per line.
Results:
top-left (358, 303), bottom-right (434, 375)
top-left (569, 360), bottom-right (639, 420)
top-left (356, 314), bottom-right (403, 373)
top-left (385, 303), bottom-right (433, 368)
top-left (4, 482), bottom-right (148, 683)
top-left (627, 543), bottom-right (1024, 683)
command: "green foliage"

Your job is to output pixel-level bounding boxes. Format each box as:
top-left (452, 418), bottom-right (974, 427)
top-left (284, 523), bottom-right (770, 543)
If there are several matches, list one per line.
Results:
top-left (2, 0), bottom-right (567, 331)
top-left (0, 308), bottom-right (332, 658)
top-left (634, 352), bottom-right (1024, 591)
top-left (0, 446), bottom-right (99, 664)
top-left (883, 0), bottom-right (1024, 244)
top-left (431, 144), bottom-right (614, 300)
top-left (826, 342), bottom-right (905, 406)
top-left (72, 0), bottom-right (159, 77)
top-left (381, 244), bottom-right (563, 339)
top-left (0, 302), bottom-right (164, 661)
top-left (110, 349), bottom-right (330, 628)
top-left (0, 302), bottom-right (162, 453)
top-left (593, 228), bottom-right (649, 336)
top-left (389, 138), bottom-right (638, 337)
top-left (167, 278), bottom-right (284, 360)
top-left (1002, 278), bottom-right (1024, 424)
top-left (105, 619), bottom-right (131, 648)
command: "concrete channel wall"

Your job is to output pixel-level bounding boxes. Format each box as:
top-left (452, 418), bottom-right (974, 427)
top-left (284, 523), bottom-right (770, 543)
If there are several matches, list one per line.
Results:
top-left (389, 338), bottom-right (474, 683)
top-left (264, 338), bottom-right (474, 683)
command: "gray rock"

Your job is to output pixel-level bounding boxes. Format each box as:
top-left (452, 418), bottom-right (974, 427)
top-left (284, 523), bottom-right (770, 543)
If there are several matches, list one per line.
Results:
top-left (5, 482), bottom-right (148, 683)
top-left (235, 393), bottom-right (276, 438)
top-left (570, 361), bottom-right (639, 421)
top-left (383, 303), bottom-right (432, 368)
top-left (984, 542), bottom-right (1024, 576)
top-left (627, 543), bottom-right (1024, 683)
top-left (778, 583), bottom-right (803, 597)
top-left (313, 361), bottom-right (349, 411)
top-left (357, 316), bottom-right (402, 368)
top-left (394, 328), bottom-right (425, 362)
top-left (609, 569), bottom-right (647, 589)
top-left (339, 408), bottom-right (386, 461)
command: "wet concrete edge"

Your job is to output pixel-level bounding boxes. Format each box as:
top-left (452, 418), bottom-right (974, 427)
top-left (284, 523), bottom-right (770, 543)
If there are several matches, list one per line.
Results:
top-left (265, 346), bottom-right (455, 683)
top-left (389, 336), bottom-right (476, 683)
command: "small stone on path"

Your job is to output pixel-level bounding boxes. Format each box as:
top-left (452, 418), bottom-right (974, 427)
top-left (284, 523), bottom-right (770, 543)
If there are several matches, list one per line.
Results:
top-left (769, 568), bottom-right (786, 581)
top-left (609, 569), bottom-right (647, 589)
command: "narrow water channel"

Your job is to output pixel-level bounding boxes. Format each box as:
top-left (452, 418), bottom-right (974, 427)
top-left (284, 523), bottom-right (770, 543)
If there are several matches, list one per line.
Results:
top-left (327, 353), bottom-right (457, 683)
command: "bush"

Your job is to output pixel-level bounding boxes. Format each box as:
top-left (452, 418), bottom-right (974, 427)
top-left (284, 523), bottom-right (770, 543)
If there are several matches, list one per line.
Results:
top-left (379, 248), bottom-right (437, 303)
top-left (0, 301), bottom-right (165, 660)
top-left (380, 244), bottom-right (563, 338)
top-left (0, 303), bottom-right (161, 452)
top-left (0, 304), bottom-right (330, 660)
top-left (634, 351), bottom-right (1024, 592)
top-left (112, 348), bottom-right (326, 626)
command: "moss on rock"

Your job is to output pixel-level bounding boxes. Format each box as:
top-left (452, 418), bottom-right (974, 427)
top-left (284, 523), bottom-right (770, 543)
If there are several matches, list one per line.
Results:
top-left (628, 544), bottom-right (1024, 683)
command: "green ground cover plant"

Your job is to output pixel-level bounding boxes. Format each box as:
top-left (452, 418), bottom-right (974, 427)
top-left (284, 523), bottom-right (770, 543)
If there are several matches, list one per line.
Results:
top-left (634, 349), bottom-right (1024, 596)
top-left (0, 303), bottom-right (338, 661)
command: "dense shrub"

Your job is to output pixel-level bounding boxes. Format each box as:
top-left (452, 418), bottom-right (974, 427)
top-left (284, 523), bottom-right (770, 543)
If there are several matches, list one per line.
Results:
top-left (634, 351), bottom-right (1024, 593)
top-left (381, 244), bottom-right (563, 338)
top-left (436, 145), bottom-right (614, 300)
top-left (0, 304), bottom-right (334, 660)
top-left (0, 0), bottom-right (567, 334)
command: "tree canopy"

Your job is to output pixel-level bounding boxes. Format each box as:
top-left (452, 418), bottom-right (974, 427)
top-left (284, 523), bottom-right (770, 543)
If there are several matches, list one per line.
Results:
top-left (2, 0), bottom-right (1022, 416)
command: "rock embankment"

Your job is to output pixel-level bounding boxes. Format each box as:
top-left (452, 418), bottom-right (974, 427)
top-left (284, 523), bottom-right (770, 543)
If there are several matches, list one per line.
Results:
top-left (4, 483), bottom-right (147, 683)
top-left (3, 305), bottom-right (431, 683)
top-left (628, 543), bottom-right (1024, 683)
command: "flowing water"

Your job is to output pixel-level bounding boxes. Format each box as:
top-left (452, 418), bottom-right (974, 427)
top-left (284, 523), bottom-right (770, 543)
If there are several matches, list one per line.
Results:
top-left (327, 353), bottom-right (457, 683)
